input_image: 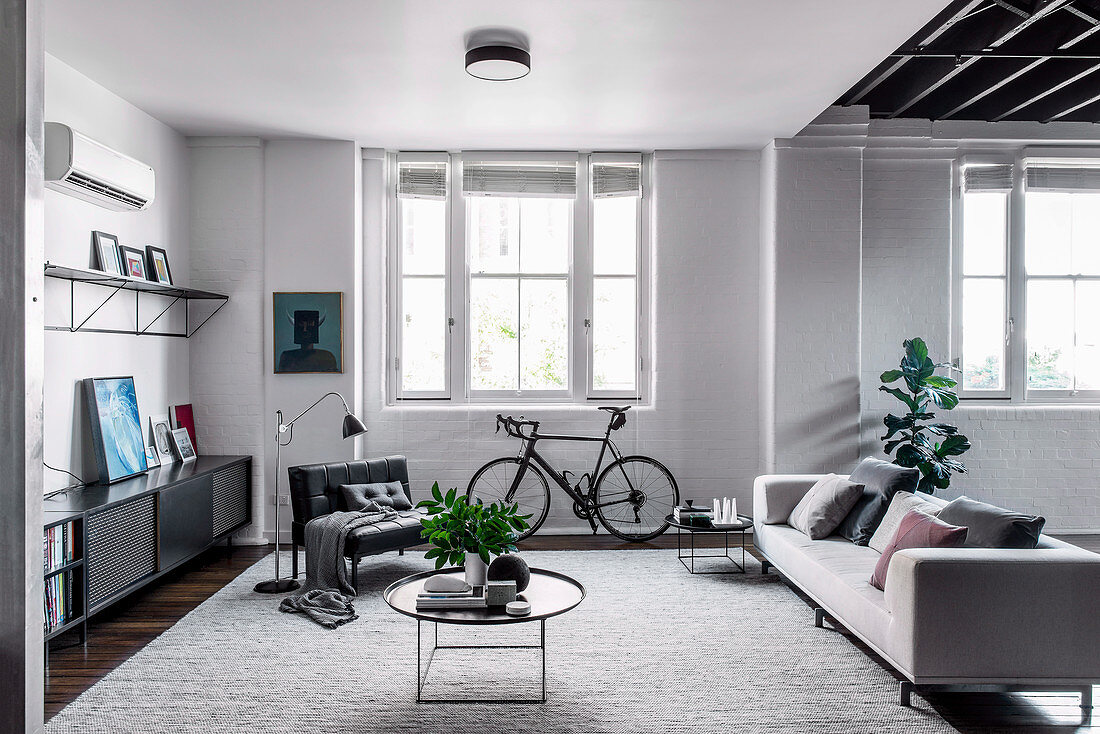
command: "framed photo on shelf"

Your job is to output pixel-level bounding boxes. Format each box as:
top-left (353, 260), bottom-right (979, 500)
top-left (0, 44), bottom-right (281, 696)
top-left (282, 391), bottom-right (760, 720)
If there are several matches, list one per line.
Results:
top-left (272, 291), bottom-right (343, 374)
top-left (149, 414), bottom-right (176, 464)
top-left (92, 231), bottom-right (122, 275)
top-left (145, 245), bottom-right (173, 285)
top-left (144, 445), bottom-right (161, 469)
top-left (170, 427), bottom-right (197, 463)
top-left (82, 376), bottom-right (148, 484)
top-left (119, 246), bottom-right (148, 279)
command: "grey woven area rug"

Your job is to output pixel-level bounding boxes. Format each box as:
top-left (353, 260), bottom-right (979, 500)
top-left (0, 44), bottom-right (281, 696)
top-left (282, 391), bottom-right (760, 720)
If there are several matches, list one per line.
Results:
top-left (48, 549), bottom-right (956, 733)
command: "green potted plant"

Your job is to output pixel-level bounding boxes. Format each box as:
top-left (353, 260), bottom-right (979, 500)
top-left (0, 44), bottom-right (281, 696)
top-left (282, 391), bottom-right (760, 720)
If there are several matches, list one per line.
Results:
top-left (417, 483), bottom-right (531, 586)
top-left (879, 337), bottom-right (972, 494)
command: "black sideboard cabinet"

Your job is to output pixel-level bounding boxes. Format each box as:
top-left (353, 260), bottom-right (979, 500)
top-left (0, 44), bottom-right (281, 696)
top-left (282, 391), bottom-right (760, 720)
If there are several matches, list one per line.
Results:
top-left (43, 455), bottom-right (251, 653)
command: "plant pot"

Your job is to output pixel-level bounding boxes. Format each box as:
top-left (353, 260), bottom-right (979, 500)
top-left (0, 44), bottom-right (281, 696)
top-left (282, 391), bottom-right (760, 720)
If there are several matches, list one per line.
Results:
top-left (464, 553), bottom-right (488, 587)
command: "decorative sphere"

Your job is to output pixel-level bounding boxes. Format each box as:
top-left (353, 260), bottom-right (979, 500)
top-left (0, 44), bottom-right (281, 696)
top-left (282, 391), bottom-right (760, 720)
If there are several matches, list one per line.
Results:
top-left (488, 554), bottom-right (530, 592)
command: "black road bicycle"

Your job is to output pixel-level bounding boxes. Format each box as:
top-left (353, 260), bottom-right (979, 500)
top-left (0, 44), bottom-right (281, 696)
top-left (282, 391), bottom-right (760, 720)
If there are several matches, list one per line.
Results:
top-left (467, 407), bottom-right (679, 542)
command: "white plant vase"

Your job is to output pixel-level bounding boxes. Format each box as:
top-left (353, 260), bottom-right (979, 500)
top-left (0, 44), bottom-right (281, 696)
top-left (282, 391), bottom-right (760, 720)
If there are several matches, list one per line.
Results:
top-left (464, 553), bottom-right (488, 587)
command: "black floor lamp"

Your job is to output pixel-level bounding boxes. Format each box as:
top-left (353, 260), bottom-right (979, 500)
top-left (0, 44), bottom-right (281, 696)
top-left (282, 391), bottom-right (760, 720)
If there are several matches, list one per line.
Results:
top-left (254, 391), bottom-right (368, 594)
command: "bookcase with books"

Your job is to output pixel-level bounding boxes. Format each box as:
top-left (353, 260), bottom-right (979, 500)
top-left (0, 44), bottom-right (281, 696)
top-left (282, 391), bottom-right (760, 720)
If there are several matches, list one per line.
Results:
top-left (43, 511), bottom-right (86, 647)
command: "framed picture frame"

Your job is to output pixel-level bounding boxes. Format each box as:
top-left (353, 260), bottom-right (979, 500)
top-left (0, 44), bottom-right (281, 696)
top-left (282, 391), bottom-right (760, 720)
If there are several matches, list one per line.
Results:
top-left (149, 413), bottom-right (176, 464)
top-left (170, 427), bottom-right (197, 463)
top-left (119, 246), bottom-right (148, 279)
top-left (92, 231), bottom-right (123, 275)
top-left (272, 291), bottom-right (343, 373)
top-left (144, 445), bottom-right (161, 469)
top-left (145, 245), bottom-right (173, 285)
top-left (82, 376), bottom-right (148, 484)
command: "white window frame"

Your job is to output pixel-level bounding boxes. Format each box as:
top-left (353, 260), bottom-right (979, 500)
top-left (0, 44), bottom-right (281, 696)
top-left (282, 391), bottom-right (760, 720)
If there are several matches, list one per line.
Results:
top-left (387, 151), bottom-right (650, 405)
top-left (952, 151), bottom-right (1100, 403)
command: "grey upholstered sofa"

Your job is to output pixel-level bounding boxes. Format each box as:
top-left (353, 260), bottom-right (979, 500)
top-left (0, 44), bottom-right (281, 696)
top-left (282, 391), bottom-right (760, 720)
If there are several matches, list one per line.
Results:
top-left (753, 474), bottom-right (1100, 708)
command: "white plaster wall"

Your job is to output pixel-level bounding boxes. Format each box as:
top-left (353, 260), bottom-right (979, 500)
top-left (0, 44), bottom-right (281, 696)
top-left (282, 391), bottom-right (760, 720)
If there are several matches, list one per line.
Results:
top-left (263, 140), bottom-right (362, 532)
top-left (861, 154), bottom-right (1100, 531)
top-left (768, 142), bottom-right (864, 474)
top-left (357, 150), bottom-right (763, 533)
top-left (42, 55), bottom-right (190, 491)
top-left (188, 138), bottom-right (266, 540)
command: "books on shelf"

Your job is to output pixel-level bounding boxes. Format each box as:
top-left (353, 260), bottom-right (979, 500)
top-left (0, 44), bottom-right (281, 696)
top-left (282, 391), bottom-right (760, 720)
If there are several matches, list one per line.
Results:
top-left (43, 521), bottom-right (80, 633)
top-left (43, 520), bottom-right (77, 572)
top-left (43, 571), bottom-right (74, 632)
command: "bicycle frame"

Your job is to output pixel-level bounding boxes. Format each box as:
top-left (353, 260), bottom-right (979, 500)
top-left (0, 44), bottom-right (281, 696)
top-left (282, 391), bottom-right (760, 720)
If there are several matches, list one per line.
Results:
top-left (503, 423), bottom-right (640, 521)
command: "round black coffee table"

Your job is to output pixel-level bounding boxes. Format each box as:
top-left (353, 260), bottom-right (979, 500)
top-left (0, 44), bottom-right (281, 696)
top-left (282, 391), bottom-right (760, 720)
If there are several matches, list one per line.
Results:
top-left (383, 567), bottom-right (585, 703)
top-left (664, 513), bottom-right (752, 574)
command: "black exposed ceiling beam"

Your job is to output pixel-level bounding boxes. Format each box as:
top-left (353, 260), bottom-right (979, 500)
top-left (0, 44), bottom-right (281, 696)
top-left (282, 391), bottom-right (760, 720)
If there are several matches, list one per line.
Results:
top-left (841, 0), bottom-right (987, 105)
top-left (1046, 88), bottom-right (1100, 120)
top-left (993, 62), bottom-right (1100, 119)
top-left (893, 49), bottom-right (1100, 59)
top-left (887, 0), bottom-right (1071, 118)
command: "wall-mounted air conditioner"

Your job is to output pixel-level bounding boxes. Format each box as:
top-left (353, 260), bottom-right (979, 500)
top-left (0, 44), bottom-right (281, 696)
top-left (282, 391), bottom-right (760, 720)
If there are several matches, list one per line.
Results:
top-left (45, 122), bottom-right (155, 212)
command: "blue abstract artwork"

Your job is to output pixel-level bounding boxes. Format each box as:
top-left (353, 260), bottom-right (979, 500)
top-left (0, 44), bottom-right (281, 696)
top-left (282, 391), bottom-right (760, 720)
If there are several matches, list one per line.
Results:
top-left (87, 377), bottom-right (147, 482)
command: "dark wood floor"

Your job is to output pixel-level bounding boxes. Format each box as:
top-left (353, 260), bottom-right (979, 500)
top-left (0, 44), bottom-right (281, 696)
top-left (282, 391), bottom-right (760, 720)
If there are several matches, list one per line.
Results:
top-left (46, 535), bottom-right (1099, 731)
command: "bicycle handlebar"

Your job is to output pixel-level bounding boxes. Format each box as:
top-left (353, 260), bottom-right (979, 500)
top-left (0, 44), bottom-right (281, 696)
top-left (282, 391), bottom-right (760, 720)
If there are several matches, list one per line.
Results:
top-left (496, 413), bottom-right (540, 440)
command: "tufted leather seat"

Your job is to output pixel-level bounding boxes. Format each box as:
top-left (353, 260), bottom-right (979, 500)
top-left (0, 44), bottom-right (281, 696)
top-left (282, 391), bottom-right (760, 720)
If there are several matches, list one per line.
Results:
top-left (287, 455), bottom-right (425, 591)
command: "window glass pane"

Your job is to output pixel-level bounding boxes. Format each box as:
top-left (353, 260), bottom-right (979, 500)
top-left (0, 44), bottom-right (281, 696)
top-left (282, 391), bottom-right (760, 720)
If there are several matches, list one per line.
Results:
top-left (593, 278), bottom-right (637, 392)
top-left (401, 277), bottom-right (446, 392)
top-left (520, 280), bottom-right (568, 390)
top-left (470, 278), bottom-right (518, 391)
top-left (1025, 192), bottom-right (1072, 275)
top-left (1027, 279), bottom-right (1074, 389)
top-left (1071, 193), bottom-right (1100, 275)
top-left (520, 199), bottom-right (570, 274)
top-left (593, 196), bottom-right (638, 275)
top-left (468, 197), bottom-right (519, 274)
top-left (961, 278), bottom-right (1005, 391)
top-left (1076, 281), bottom-right (1100, 389)
top-left (400, 199), bottom-right (446, 275)
top-left (962, 192), bottom-right (1006, 276)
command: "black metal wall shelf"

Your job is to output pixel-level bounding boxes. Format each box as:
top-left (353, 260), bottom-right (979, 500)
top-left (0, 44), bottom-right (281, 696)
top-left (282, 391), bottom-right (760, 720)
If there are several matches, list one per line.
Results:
top-left (44, 262), bottom-right (229, 338)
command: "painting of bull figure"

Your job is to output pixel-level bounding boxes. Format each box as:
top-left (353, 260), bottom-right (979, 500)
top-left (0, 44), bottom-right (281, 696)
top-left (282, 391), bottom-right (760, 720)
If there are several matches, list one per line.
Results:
top-left (273, 292), bottom-right (343, 374)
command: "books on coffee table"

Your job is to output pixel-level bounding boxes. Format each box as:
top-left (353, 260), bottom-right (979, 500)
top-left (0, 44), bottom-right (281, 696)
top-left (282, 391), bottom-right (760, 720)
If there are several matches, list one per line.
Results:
top-left (415, 587), bottom-right (488, 611)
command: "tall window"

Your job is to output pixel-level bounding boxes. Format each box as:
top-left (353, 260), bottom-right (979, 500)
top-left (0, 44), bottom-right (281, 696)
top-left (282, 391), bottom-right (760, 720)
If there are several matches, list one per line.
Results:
top-left (390, 152), bottom-right (646, 403)
top-left (955, 159), bottom-right (1100, 401)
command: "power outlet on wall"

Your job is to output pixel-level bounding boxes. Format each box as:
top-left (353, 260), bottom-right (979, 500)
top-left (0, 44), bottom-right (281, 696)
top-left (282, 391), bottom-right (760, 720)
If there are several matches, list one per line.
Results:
top-left (270, 495), bottom-right (290, 506)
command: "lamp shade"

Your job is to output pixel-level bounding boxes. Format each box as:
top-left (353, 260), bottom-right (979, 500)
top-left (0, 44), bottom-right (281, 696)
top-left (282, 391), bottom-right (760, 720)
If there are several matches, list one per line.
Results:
top-left (342, 412), bottom-right (368, 439)
top-left (465, 45), bottom-right (530, 81)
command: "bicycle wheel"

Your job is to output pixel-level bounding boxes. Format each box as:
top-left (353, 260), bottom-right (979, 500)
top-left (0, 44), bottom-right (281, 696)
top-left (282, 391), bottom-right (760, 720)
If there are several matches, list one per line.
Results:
top-left (593, 456), bottom-right (679, 541)
top-left (466, 458), bottom-right (551, 542)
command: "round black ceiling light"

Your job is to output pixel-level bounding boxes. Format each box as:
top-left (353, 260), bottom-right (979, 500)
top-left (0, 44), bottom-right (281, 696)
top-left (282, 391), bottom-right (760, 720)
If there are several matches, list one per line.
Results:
top-left (465, 45), bottom-right (531, 81)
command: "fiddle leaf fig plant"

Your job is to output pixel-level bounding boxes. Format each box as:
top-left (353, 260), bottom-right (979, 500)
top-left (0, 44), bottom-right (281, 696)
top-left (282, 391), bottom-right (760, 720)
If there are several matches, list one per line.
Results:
top-left (880, 337), bottom-right (971, 494)
top-left (417, 482), bottom-right (531, 569)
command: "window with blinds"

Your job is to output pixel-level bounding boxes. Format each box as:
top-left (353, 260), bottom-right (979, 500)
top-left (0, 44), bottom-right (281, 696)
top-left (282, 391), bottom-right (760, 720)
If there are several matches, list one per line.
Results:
top-left (462, 161), bottom-right (578, 198)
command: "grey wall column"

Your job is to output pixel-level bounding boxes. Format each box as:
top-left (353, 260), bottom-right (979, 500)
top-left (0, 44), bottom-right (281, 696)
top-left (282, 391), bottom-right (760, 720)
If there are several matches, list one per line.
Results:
top-left (0, 1), bottom-right (45, 732)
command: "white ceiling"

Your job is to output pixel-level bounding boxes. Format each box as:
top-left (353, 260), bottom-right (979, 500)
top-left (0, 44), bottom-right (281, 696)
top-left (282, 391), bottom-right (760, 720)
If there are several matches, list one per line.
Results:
top-left (45, 0), bottom-right (948, 149)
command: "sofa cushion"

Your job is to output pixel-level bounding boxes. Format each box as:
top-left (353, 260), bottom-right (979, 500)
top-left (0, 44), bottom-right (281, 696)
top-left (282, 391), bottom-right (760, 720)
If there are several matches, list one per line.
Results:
top-left (344, 509), bottom-right (426, 556)
top-left (835, 458), bottom-right (919, 546)
top-left (868, 491), bottom-right (940, 554)
top-left (936, 496), bottom-right (1045, 549)
top-left (870, 509), bottom-right (967, 591)
top-left (787, 474), bottom-right (864, 540)
top-left (340, 481), bottom-right (414, 511)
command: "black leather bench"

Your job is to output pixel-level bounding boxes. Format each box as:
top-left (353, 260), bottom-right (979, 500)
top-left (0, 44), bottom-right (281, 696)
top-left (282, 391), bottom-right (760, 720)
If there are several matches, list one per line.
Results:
top-left (287, 455), bottom-right (425, 593)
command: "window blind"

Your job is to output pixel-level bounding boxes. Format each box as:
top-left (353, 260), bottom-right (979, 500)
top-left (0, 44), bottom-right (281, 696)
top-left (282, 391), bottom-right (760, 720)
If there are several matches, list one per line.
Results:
top-left (462, 161), bottom-right (577, 198)
top-left (962, 165), bottom-right (1012, 193)
top-left (592, 162), bottom-right (642, 198)
top-left (397, 161), bottom-right (447, 200)
top-left (1025, 165), bottom-right (1100, 193)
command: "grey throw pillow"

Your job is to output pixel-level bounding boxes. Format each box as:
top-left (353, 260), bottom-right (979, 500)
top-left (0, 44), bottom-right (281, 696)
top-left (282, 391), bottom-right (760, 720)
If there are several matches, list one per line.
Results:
top-left (340, 481), bottom-right (413, 511)
top-left (869, 491), bottom-right (939, 553)
top-left (835, 458), bottom-right (920, 545)
top-left (936, 496), bottom-right (1045, 549)
top-left (787, 474), bottom-right (865, 540)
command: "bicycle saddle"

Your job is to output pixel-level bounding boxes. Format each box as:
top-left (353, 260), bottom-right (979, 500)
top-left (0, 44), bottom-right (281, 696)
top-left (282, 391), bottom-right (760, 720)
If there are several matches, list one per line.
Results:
top-left (598, 406), bottom-right (630, 414)
top-left (598, 406), bottom-right (630, 430)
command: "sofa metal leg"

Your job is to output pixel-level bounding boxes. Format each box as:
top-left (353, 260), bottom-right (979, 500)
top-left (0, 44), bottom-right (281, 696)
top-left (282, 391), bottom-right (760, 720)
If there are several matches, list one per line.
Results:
top-left (1083, 686), bottom-right (1094, 710)
top-left (291, 543), bottom-right (299, 579)
top-left (399, 548), bottom-right (404, 556)
top-left (899, 681), bottom-right (914, 707)
top-left (761, 560), bottom-right (771, 575)
top-left (814, 608), bottom-right (826, 628)
top-left (351, 555), bottom-right (359, 596)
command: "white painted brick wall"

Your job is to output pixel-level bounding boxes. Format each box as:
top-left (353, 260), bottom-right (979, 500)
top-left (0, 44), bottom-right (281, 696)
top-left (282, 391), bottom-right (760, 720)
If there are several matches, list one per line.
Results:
top-left (188, 139), bottom-right (267, 541)
top-left (358, 151), bottom-right (763, 533)
top-left (861, 156), bottom-right (1100, 532)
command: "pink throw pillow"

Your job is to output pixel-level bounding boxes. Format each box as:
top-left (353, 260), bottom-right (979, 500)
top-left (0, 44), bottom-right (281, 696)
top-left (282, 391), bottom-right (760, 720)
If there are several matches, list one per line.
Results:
top-left (870, 508), bottom-right (967, 591)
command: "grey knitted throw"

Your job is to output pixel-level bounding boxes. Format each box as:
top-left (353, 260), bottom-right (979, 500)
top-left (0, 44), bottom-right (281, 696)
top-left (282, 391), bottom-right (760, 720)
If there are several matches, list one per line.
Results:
top-left (279, 508), bottom-right (397, 628)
